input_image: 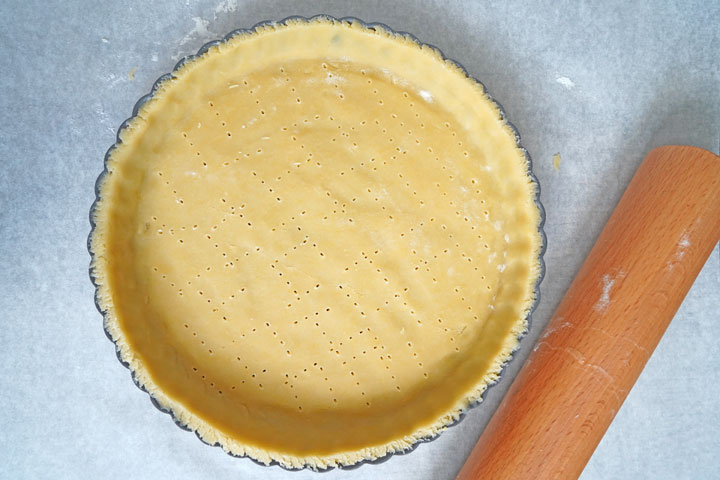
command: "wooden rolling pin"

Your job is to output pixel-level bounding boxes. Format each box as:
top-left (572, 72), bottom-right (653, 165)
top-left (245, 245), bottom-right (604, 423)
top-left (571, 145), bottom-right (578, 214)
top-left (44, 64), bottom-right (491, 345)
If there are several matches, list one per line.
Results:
top-left (457, 145), bottom-right (720, 479)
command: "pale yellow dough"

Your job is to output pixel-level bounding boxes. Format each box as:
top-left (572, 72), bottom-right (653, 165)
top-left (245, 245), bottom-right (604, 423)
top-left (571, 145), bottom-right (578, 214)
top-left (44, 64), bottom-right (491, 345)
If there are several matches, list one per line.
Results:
top-left (91, 18), bottom-right (542, 468)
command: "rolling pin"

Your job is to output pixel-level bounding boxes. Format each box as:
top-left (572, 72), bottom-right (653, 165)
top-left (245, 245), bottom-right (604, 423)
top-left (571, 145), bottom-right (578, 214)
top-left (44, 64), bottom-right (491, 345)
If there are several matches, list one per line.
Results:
top-left (457, 145), bottom-right (720, 479)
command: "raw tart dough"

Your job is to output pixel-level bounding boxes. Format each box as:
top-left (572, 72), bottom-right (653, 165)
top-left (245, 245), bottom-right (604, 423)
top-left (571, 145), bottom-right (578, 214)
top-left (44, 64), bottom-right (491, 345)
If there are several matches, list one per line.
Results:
top-left (91, 18), bottom-right (542, 468)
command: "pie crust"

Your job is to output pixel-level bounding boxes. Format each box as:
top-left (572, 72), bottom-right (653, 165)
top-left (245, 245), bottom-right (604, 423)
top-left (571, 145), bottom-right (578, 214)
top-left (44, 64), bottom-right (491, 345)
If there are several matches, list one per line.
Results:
top-left (90, 17), bottom-right (543, 469)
